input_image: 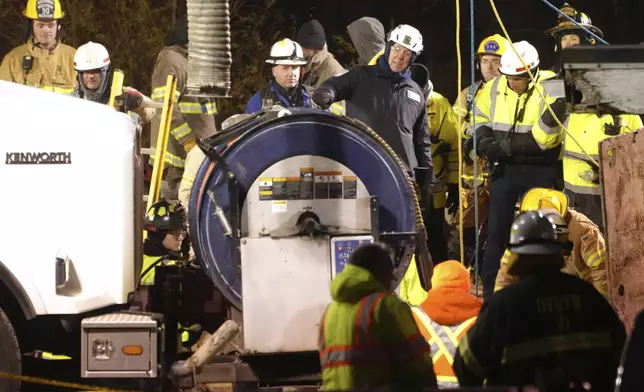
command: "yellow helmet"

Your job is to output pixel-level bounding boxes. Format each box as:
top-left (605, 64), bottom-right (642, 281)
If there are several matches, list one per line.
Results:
top-left (520, 188), bottom-right (568, 216)
top-left (23, 0), bottom-right (65, 20)
top-left (476, 34), bottom-right (508, 57)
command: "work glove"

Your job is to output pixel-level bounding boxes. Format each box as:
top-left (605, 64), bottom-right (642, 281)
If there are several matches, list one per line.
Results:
top-left (486, 139), bottom-right (512, 161)
top-left (445, 183), bottom-right (459, 216)
top-left (463, 138), bottom-right (475, 165)
top-left (312, 86), bottom-right (335, 109)
top-left (541, 98), bottom-right (567, 128)
top-left (117, 87), bottom-right (144, 112)
top-left (432, 141), bottom-right (452, 157)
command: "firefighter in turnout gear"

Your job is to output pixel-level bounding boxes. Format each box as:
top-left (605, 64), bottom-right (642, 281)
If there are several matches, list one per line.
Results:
top-left (473, 41), bottom-right (562, 298)
top-left (0, 0), bottom-right (76, 94)
top-left (448, 34), bottom-right (509, 262)
top-left (410, 261), bottom-right (482, 388)
top-left (150, 12), bottom-right (218, 200)
top-left (245, 38), bottom-right (316, 113)
top-left (319, 243), bottom-right (437, 390)
top-left (545, 4), bottom-right (644, 231)
top-left (142, 199), bottom-right (202, 347)
top-left (495, 188), bottom-right (609, 298)
top-left (454, 210), bottom-right (626, 390)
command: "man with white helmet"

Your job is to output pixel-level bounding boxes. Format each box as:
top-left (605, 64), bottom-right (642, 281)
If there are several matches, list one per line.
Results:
top-left (72, 41), bottom-right (155, 122)
top-left (312, 24), bottom-right (433, 203)
top-left (245, 38), bottom-right (316, 113)
top-left (472, 40), bottom-right (564, 298)
top-left (0, 0), bottom-right (76, 94)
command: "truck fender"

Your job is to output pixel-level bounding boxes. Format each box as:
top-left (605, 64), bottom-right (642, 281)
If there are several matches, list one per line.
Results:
top-left (0, 261), bottom-right (37, 320)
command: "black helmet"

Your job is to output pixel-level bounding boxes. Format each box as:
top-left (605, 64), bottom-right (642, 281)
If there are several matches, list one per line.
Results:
top-left (144, 199), bottom-right (188, 232)
top-left (508, 210), bottom-right (568, 256)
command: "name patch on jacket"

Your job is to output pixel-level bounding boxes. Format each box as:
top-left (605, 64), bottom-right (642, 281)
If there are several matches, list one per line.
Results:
top-left (407, 90), bottom-right (421, 103)
top-left (5, 152), bottom-right (72, 165)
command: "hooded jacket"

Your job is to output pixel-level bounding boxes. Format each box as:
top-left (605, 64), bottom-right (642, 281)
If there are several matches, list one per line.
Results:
top-left (319, 264), bottom-right (437, 390)
top-left (347, 17), bottom-right (386, 65)
top-left (301, 47), bottom-right (345, 89)
top-left (317, 42), bottom-right (432, 179)
top-left (410, 261), bottom-right (482, 388)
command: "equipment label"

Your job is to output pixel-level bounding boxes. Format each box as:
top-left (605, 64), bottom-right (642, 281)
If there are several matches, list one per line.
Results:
top-left (343, 176), bottom-right (357, 199)
top-left (272, 200), bottom-right (287, 213)
top-left (258, 177), bottom-right (273, 201)
top-left (300, 168), bottom-right (314, 200)
top-left (314, 171), bottom-right (330, 199)
top-left (329, 171), bottom-right (343, 199)
top-left (259, 168), bottom-right (358, 200)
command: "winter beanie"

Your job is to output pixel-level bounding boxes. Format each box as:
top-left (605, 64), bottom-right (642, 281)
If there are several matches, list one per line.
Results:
top-left (296, 19), bottom-right (326, 50)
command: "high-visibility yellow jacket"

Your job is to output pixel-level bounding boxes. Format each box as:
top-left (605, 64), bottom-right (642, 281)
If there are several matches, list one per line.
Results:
top-left (428, 91), bottom-right (460, 209)
top-left (563, 113), bottom-right (643, 196)
top-left (495, 209), bottom-right (608, 297)
top-left (453, 82), bottom-right (488, 188)
top-left (474, 71), bottom-right (562, 157)
top-left (140, 254), bottom-right (176, 286)
top-left (150, 45), bottom-right (217, 169)
top-left (0, 40), bottom-right (76, 94)
top-left (397, 256), bottom-right (428, 306)
top-left (319, 264), bottom-right (437, 390)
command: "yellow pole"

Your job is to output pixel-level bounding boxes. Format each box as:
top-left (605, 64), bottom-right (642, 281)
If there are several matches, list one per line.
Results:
top-left (455, 0), bottom-right (465, 264)
top-left (107, 69), bottom-right (125, 109)
top-left (146, 74), bottom-right (178, 212)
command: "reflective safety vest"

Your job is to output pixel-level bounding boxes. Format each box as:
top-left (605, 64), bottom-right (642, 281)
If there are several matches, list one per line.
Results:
top-left (140, 254), bottom-right (176, 286)
top-left (411, 307), bottom-right (477, 389)
top-left (562, 113), bottom-right (643, 196)
top-left (474, 70), bottom-right (561, 153)
top-left (319, 292), bottom-right (431, 390)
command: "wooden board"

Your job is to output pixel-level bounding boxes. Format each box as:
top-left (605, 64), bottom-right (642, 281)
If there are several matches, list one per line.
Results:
top-left (600, 128), bottom-right (644, 332)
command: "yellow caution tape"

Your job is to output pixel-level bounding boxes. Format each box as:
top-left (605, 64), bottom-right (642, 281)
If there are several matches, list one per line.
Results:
top-left (0, 371), bottom-right (142, 392)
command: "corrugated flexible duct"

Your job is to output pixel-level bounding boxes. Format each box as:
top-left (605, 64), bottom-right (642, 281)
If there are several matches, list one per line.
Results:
top-left (186, 0), bottom-right (232, 97)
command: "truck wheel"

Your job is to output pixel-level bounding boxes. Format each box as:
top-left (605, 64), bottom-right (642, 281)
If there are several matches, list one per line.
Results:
top-left (0, 306), bottom-right (20, 391)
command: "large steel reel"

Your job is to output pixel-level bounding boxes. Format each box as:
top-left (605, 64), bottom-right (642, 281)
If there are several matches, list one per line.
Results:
top-left (189, 109), bottom-right (423, 309)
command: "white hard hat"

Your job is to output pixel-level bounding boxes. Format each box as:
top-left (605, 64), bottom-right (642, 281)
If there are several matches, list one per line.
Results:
top-left (499, 41), bottom-right (540, 76)
top-left (74, 41), bottom-right (110, 72)
top-left (266, 39), bottom-right (307, 66)
top-left (388, 24), bottom-right (424, 54)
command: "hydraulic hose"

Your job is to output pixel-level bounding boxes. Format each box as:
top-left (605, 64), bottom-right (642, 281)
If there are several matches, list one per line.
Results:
top-left (186, 0), bottom-right (232, 97)
top-left (488, 0), bottom-right (600, 167)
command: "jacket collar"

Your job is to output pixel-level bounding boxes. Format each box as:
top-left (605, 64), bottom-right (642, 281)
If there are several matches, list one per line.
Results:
top-left (304, 47), bottom-right (332, 74)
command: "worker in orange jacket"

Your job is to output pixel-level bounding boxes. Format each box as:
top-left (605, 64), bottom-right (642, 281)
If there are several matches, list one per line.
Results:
top-left (410, 260), bottom-right (483, 388)
top-left (495, 187), bottom-right (608, 297)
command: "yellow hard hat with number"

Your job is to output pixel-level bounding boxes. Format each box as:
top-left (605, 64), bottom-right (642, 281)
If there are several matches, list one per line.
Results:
top-left (520, 188), bottom-right (568, 216)
top-left (476, 34), bottom-right (509, 57)
top-left (23, 0), bottom-right (65, 20)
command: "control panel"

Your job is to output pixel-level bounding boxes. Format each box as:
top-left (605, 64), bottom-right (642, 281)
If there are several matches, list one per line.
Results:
top-left (331, 235), bottom-right (374, 278)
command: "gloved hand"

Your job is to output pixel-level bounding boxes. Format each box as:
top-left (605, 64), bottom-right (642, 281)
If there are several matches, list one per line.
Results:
top-left (116, 90), bottom-right (143, 112)
top-left (486, 139), bottom-right (512, 161)
top-left (463, 138), bottom-right (474, 165)
top-left (432, 141), bottom-right (452, 157)
top-left (549, 98), bottom-right (567, 123)
top-left (312, 86), bottom-right (335, 109)
top-left (445, 183), bottom-right (459, 216)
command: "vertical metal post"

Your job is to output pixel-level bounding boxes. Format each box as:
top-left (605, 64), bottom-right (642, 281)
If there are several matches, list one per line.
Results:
top-left (470, 0), bottom-right (480, 293)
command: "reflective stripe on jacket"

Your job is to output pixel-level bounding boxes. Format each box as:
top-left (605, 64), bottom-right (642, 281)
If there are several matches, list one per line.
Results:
top-left (473, 70), bottom-right (562, 162)
top-left (150, 45), bottom-right (217, 168)
top-left (495, 209), bottom-right (608, 297)
top-left (453, 83), bottom-right (488, 188)
top-left (319, 269), bottom-right (437, 390)
top-left (562, 113), bottom-right (642, 196)
top-left (411, 307), bottom-right (476, 389)
top-left (0, 41), bottom-right (76, 94)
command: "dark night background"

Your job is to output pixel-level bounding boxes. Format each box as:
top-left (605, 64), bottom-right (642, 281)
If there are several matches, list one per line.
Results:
top-left (1, 0), bottom-right (643, 118)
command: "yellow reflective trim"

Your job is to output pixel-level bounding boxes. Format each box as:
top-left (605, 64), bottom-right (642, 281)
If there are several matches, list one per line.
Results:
top-left (178, 101), bottom-right (217, 115)
top-left (330, 102), bottom-right (344, 116)
top-left (585, 248), bottom-right (606, 269)
top-left (502, 332), bottom-right (612, 364)
top-left (151, 87), bottom-right (181, 102)
top-left (150, 151), bottom-right (185, 168)
top-left (171, 123), bottom-right (192, 140)
top-left (437, 375), bottom-right (459, 383)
